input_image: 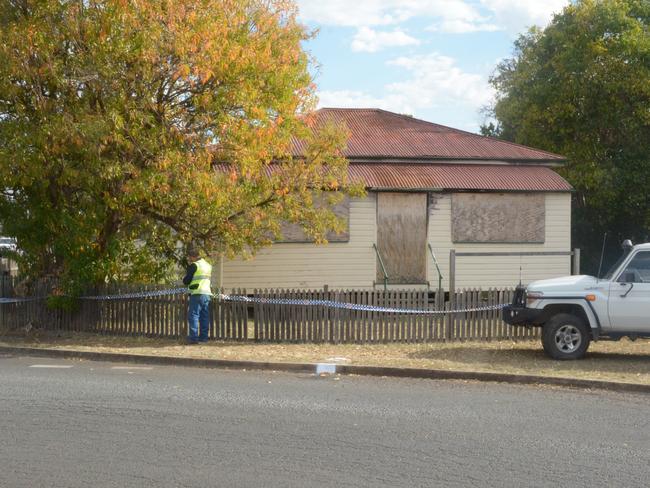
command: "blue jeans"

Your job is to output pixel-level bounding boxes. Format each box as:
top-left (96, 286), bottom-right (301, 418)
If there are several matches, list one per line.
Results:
top-left (188, 294), bottom-right (211, 342)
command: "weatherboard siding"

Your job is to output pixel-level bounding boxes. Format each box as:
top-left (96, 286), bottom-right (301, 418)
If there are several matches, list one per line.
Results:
top-left (428, 192), bottom-right (571, 289)
top-left (221, 192), bottom-right (571, 290)
top-left (221, 195), bottom-right (377, 290)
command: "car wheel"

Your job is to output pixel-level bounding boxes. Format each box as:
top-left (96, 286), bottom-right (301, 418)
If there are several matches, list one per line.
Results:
top-left (542, 313), bottom-right (590, 360)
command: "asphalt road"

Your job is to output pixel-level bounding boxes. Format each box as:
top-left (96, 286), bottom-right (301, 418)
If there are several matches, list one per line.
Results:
top-left (1, 354), bottom-right (649, 488)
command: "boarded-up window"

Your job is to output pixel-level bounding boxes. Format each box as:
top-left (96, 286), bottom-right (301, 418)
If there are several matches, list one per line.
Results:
top-left (377, 192), bottom-right (427, 284)
top-left (451, 193), bottom-right (545, 243)
top-left (276, 196), bottom-right (350, 243)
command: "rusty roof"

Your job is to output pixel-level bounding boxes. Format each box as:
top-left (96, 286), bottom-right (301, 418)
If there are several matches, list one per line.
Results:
top-left (348, 164), bottom-right (572, 192)
top-left (216, 163), bottom-right (572, 192)
top-left (292, 108), bottom-right (565, 162)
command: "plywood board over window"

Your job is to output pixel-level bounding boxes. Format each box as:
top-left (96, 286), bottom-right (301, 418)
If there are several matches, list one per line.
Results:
top-left (277, 196), bottom-right (350, 243)
top-left (452, 193), bottom-right (545, 243)
top-left (377, 192), bottom-right (428, 284)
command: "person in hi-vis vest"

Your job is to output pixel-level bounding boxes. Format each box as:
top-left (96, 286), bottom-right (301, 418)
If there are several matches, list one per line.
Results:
top-left (182, 245), bottom-right (212, 344)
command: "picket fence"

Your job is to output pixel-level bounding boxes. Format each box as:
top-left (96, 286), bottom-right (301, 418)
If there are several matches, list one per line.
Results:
top-left (0, 278), bottom-right (538, 343)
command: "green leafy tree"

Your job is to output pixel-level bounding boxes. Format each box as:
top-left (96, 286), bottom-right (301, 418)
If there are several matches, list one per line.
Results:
top-left (485, 0), bottom-right (650, 272)
top-left (0, 0), bottom-right (360, 291)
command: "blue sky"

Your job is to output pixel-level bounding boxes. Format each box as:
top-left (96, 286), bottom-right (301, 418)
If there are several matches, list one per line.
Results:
top-left (296, 0), bottom-right (571, 132)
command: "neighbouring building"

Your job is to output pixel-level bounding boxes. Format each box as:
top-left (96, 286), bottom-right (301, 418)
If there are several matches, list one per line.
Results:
top-left (219, 108), bottom-right (573, 290)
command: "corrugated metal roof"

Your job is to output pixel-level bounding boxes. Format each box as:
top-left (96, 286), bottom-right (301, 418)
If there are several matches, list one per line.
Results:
top-left (349, 164), bottom-right (572, 191)
top-left (215, 163), bottom-right (572, 192)
top-left (292, 108), bottom-right (565, 162)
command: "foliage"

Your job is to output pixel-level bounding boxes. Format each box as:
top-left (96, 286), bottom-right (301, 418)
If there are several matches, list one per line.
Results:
top-left (484, 0), bottom-right (650, 272)
top-left (0, 0), bottom-right (361, 291)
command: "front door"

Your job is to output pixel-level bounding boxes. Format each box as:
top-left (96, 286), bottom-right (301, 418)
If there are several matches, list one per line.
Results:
top-left (608, 250), bottom-right (650, 332)
top-left (376, 192), bottom-right (427, 285)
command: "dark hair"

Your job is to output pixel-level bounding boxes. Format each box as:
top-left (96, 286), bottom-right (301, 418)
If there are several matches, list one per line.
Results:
top-left (187, 244), bottom-right (200, 258)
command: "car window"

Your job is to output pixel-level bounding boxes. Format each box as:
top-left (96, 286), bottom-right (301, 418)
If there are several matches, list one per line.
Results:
top-left (602, 251), bottom-right (631, 280)
top-left (618, 251), bottom-right (650, 283)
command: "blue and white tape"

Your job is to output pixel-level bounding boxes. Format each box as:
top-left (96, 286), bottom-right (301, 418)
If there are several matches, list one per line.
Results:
top-left (0, 297), bottom-right (47, 304)
top-left (216, 293), bottom-right (506, 315)
top-left (0, 287), bottom-right (507, 315)
top-left (77, 288), bottom-right (187, 301)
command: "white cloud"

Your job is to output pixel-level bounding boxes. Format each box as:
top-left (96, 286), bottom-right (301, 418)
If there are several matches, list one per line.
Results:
top-left (296, 0), bottom-right (570, 34)
top-left (318, 53), bottom-right (493, 117)
top-left (388, 53), bottom-right (493, 108)
top-left (419, 0), bottom-right (498, 33)
top-left (317, 89), bottom-right (413, 114)
top-left (351, 27), bottom-right (420, 52)
top-left (428, 19), bottom-right (498, 34)
top-left (297, 0), bottom-right (499, 33)
top-left (296, 0), bottom-right (400, 27)
top-left (480, 0), bottom-right (569, 33)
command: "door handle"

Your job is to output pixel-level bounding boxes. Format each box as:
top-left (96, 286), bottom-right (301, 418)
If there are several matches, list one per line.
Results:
top-left (620, 282), bottom-right (634, 298)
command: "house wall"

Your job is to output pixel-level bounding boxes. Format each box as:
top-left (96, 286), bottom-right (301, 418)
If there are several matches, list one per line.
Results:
top-left (0, 258), bottom-right (18, 277)
top-left (428, 192), bottom-right (572, 289)
top-left (221, 194), bottom-right (377, 290)
top-left (221, 191), bottom-right (572, 291)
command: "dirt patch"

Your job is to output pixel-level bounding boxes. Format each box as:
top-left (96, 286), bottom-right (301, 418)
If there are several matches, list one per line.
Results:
top-left (3, 329), bottom-right (650, 385)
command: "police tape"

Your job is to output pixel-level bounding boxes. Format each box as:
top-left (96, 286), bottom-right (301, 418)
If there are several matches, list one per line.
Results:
top-left (0, 288), bottom-right (187, 303)
top-left (215, 293), bottom-right (507, 315)
top-left (77, 288), bottom-right (188, 300)
top-left (0, 297), bottom-right (48, 304)
top-left (1, 288), bottom-right (507, 315)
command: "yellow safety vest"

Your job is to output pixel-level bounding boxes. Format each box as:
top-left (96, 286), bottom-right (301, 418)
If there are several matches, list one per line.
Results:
top-left (189, 258), bottom-right (212, 295)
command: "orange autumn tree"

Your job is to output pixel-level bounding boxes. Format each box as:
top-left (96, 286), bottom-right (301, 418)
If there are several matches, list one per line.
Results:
top-left (0, 0), bottom-right (360, 291)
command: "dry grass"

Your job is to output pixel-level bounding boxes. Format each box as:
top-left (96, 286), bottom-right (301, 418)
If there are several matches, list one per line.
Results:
top-left (3, 328), bottom-right (650, 385)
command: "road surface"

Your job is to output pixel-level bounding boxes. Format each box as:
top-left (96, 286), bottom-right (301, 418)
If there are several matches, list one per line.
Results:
top-left (1, 353), bottom-right (649, 487)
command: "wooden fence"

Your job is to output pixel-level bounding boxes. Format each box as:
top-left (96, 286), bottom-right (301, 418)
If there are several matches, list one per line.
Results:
top-left (0, 278), bottom-right (538, 343)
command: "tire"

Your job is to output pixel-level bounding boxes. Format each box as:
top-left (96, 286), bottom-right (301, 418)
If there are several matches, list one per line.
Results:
top-left (542, 313), bottom-right (591, 360)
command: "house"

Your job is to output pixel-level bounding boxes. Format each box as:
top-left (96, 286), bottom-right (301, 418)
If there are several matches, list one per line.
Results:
top-left (0, 236), bottom-right (19, 277)
top-left (218, 108), bottom-right (573, 290)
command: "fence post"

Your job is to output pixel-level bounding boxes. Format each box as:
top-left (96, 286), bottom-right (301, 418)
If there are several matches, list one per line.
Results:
top-left (572, 248), bottom-right (581, 275)
top-left (448, 249), bottom-right (455, 294)
top-left (331, 290), bottom-right (339, 344)
top-left (447, 249), bottom-right (456, 340)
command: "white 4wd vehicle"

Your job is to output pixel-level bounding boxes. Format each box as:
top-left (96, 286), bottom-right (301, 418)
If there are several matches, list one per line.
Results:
top-left (0, 236), bottom-right (17, 254)
top-left (504, 240), bottom-right (650, 360)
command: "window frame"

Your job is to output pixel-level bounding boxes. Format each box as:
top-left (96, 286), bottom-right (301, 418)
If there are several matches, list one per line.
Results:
top-left (616, 250), bottom-right (650, 283)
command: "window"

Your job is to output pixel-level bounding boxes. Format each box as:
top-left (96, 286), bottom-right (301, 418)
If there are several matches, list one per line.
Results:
top-left (451, 193), bottom-right (545, 243)
top-left (618, 251), bottom-right (650, 283)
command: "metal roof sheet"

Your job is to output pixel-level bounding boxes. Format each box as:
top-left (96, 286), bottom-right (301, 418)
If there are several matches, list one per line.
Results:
top-left (215, 163), bottom-right (573, 192)
top-left (292, 108), bottom-right (565, 162)
top-left (349, 164), bottom-right (572, 191)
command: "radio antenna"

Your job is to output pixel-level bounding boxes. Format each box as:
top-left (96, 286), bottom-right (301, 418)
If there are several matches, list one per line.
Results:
top-left (597, 232), bottom-right (607, 280)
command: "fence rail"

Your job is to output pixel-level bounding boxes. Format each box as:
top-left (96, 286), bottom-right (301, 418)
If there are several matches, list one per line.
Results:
top-left (0, 277), bottom-right (538, 343)
top-left (449, 248), bottom-right (581, 288)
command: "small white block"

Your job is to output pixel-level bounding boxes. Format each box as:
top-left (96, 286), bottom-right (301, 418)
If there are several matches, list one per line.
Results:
top-left (111, 366), bottom-right (153, 370)
top-left (316, 363), bottom-right (336, 374)
top-left (29, 364), bottom-right (73, 369)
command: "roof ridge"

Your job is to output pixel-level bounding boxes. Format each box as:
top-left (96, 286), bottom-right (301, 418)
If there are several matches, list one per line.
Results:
top-left (316, 107), bottom-right (565, 160)
top-left (370, 108), bottom-right (454, 131)
top-left (319, 107), bottom-right (449, 128)
top-left (416, 119), bottom-right (566, 160)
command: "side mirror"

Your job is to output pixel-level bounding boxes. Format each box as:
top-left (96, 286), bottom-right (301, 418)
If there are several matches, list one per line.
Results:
top-left (621, 271), bottom-right (636, 283)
